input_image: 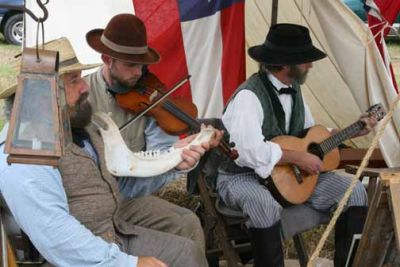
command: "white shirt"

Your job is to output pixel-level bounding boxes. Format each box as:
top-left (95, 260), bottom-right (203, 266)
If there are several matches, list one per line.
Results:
top-left (222, 72), bottom-right (315, 178)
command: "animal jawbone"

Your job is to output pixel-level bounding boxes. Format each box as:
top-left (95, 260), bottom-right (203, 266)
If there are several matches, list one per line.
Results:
top-left (92, 112), bottom-right (214, 177)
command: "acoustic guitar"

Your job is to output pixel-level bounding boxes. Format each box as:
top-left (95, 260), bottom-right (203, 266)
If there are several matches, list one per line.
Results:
top-left (264, 104), bottom-right (386, 206)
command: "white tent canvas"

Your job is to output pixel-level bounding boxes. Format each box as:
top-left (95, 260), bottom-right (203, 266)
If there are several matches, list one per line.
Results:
top-left (25, 0), bottom-right (135, 64)
top-left (25, 0), bottom-right (400, 166)
top-left (244, 0), bottom-right (399, 167)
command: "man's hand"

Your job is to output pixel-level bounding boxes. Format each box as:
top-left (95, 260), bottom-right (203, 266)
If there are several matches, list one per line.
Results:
top-left (294, 152), bottom-right (323, 175)
top-left (280, 150), bottom-right (323, 175)
top-left (137, 256), bottom-right (167, 267)
top-left (354, 113), bottom-right (378, 137)
top-left (208, 128), bottom-right (224, 149)
top-left (174, 128), bottom-right (224, 171)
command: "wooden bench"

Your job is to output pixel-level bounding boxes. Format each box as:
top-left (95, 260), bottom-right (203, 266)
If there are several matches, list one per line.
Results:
top-left (345, 166), bottom-right (400, 266)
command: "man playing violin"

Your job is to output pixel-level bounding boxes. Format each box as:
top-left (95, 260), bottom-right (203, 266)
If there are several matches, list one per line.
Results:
top-left (0, 37), bottom-right (217, 267)
top-left (217, 24), bottom-right (377, 267)
top-left (84, 13), bottom-right (223, 265)
top-left (85, 14), bottom-right (217, 189)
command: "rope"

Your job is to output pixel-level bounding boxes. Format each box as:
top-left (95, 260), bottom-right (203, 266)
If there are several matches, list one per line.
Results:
top-left (307, 94), bottom-right (400, 266)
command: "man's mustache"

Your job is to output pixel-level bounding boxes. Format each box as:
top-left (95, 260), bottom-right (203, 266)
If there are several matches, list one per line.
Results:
top-left (77, 92), bottom-right (89, 105)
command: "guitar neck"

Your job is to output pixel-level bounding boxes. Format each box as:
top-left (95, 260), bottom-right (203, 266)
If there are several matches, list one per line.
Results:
top-left (319, 120), bottom-right (365, 155)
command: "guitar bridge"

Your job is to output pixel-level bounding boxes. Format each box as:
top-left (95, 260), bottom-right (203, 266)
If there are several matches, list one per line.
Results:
top-left (292, 165), bottom-right (303, 184)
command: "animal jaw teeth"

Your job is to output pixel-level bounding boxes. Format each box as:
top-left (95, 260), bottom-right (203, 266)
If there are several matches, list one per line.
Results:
top-left (133, 149), bottom-right (166, 159)
top-left (92, 112), bottom-right (214, 177)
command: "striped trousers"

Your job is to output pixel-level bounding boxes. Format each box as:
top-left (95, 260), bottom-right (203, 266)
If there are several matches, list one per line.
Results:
top-left (216, 171), bottom-right (368, 228)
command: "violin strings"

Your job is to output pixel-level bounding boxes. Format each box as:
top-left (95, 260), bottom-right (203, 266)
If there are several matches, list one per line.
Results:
top-left (139, 90), bottom-right (234, 156)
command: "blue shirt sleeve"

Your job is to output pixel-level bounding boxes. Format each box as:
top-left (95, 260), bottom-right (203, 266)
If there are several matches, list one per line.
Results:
top-left (0, 148), bottom-right (137, 267)
top-left (144, 117), bottom-right (178, 151)
top-left (118, 118), bottom-right (183, 198)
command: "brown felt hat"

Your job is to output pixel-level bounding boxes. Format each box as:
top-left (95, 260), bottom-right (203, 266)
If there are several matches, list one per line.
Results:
top-left (86, 13), bottom-right (160, 64)
top-left (0, 37), bottom-right (101, 99)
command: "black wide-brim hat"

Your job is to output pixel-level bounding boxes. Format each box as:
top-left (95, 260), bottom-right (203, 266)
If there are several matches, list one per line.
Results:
top-left (248, 23), bottom-right (327, 65)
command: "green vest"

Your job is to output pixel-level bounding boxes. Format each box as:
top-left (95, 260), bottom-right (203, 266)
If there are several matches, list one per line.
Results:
top-left (220, 71), bottom-right (305, 174)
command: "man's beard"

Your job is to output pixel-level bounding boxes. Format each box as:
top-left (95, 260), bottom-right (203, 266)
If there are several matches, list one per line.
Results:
top-left (108, 69), bottom-right (140, 94)
top-left (69, 92), bottom-right (93, 128)
top-left (288, 65), bottom-right (308, 85)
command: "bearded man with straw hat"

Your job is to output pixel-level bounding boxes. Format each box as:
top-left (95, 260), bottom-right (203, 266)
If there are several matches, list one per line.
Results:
top-left (0, 37), bottom-right (209, 267)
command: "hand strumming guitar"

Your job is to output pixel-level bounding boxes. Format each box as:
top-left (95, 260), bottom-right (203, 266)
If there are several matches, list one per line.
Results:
top-left (279, 150), bottom-right (323, 175)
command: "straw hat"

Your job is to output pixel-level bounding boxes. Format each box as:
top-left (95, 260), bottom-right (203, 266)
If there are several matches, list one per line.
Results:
top-left (0, 37), bottom-right (101, 99)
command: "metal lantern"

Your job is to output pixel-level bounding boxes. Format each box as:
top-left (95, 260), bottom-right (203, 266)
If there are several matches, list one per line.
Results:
top-left (5, 47), bottom-right (71, 166)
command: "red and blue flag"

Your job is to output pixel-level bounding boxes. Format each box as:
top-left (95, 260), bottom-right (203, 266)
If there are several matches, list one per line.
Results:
top-left (133, 0), bottom-right (246, 117)
top-left (364, 0), bottom-right (400, 93)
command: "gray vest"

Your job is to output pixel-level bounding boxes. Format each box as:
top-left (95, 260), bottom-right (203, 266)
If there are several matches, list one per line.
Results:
top-left (58, 127), bottom-right (137, 245)
top-left (86, 68), bottom-right (147, 152)
top-left (220, 72), bottom-right (305, 174)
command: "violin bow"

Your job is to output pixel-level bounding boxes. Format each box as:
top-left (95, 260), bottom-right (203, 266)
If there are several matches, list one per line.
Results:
top-left (119, 75), bottom-right (191, 132)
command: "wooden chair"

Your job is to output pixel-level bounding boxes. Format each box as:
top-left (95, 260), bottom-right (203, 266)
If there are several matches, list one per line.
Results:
top-left (188, 118), bottom-right (330, 267)
top-left (0, 195), bottom-right (45, 267)
top-left (188, 118), bottom-right (389, 266)
top-left (189, 151), bottom-right (331, 267)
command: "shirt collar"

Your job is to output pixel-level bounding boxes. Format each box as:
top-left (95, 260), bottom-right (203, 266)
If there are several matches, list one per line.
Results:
top-left (267, 72), bottom-right (292, 91)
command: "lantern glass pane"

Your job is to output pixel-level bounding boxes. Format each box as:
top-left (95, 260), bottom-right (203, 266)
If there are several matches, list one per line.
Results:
top-left (12, 79), bottom-right (57, 152)
top-left (59, 83), bottom-right (72, 147)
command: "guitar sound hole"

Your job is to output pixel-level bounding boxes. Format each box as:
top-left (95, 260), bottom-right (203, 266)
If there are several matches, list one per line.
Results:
top-left (308, 143), bottom-right (324, 160)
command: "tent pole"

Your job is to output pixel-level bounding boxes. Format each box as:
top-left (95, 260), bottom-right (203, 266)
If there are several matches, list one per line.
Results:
top-left (271, 0), bottom-right (278, 25)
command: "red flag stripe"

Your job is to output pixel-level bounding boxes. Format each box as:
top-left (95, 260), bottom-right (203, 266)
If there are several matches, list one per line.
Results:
top-left (220, 1), bottom-right (246, 104)
top-left (132, 0), bottom-right (192, 99)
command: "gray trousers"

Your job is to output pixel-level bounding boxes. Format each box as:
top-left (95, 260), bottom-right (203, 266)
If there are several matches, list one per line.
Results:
top-left (217, 171), bottom-right (368, 228)
top-left (119, 195), bottom-right (208, 267)
top-left (42, 195), bottom-right (208, 267)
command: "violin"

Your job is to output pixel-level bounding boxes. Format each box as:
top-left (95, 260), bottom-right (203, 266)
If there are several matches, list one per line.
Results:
top-left (116, 72), bottom-right (197, 135)
top-left (115, 71), bottom-right (239, 160)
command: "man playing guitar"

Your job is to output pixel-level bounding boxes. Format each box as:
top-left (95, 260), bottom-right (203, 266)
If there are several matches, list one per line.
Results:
top-left (217, 23), bottom-right (377, 267)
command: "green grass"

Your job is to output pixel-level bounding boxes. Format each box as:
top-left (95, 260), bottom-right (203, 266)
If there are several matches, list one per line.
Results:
top-left (0, 33), bottom-right (20, 54)
top-left (0, 64), bottom-right (17, 76)
top-left (0, 33), bottom-right (20, 88)
top-left (0, 33), bottom-right (20, 130)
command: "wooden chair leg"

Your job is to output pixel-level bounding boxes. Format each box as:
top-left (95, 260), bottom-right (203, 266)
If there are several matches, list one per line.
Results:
top-left (198, 173), bottom-right (242, 267)
top-left (1, 209), bottom-right (8, 267)
top-left (293, 233), bottom-right (309, 267)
